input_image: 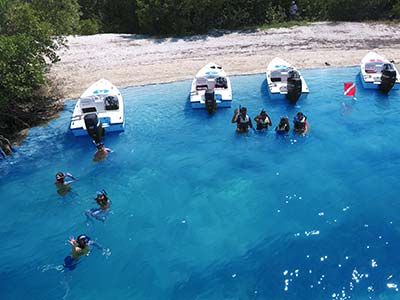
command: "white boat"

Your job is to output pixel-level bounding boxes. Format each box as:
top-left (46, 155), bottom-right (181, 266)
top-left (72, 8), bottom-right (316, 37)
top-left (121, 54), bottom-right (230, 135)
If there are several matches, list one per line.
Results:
top-left (360, 51), bottom-right (400, 93)
top-left (266, 57), bottom-right (309, 102)
top-left (70, 79), bottom-right (124, 139)
top-left (190, 63), bottom-right (232, 112)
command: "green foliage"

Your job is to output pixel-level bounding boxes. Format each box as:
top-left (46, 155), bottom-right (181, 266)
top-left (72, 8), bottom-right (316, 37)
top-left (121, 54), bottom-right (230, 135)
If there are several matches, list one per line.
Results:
top-left (0, 0), bottom-right (81, 138)
top-left (102, 0), bottom-right (138, 33)
top-left (325, 0), bottom-right (397, 21)
top-left (76, 0), bottom-right (400, 35)
top-left (299, 0), bottom-right (329, 20)
top-left (392, 2), bottom-right (400, 18)
top-left (265, 3), bottom-right (287, 24)
top-left (78, 18), bottom-right (101, 35)
top-left (0, 34), bottom-right (45, 103)
top-left (77, 0), bottom-right (138, 33)
top-left (31, 0), bottom-right (80, 35)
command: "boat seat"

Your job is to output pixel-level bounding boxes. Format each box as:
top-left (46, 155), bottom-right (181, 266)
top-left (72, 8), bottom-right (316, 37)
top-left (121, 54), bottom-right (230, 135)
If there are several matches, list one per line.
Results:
top-left (271, 77), bottom-right (281, 82)
top-left (196, 85), bottom-right (208, 90)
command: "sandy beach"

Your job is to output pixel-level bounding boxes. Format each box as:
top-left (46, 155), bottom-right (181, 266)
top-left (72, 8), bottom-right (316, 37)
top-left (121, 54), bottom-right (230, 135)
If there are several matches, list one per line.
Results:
top-left (50, 22), bottom-right (400, 99)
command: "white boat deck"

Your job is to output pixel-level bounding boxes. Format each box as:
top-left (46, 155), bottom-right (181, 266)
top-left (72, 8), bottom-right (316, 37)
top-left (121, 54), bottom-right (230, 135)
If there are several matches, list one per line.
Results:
top-left (70, 79), bottom-right (124, 135)
top-left (190, 63), bottom-right (232, 108)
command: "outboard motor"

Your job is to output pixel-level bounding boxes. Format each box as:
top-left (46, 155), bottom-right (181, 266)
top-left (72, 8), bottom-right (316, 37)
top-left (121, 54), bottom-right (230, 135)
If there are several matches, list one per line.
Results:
top-left (286, 70), bottom-right (302, 103)
top-left (205, 88), bottom-right (217, 114)
top-left (84, 113), bottom-right (104, 144)
top-left (380, 63), bottom-right (396, 94)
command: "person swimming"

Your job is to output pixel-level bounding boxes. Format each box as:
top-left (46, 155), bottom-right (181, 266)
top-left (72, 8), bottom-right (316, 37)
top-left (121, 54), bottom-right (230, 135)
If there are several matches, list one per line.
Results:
top-left (293, 112), bottom-right (309, 134)
top-left (85, 190), bottom-right (111, 222)
top-left (64, 234), bottom-right (91, 270)
top-left (93, 143), bottom-right (112, 162)
top-left (232, 106), bottom-right (253, 133)
top-left (55, 172), bottom-right (77, 196)
top-left (275, 116), bottom-right (290, 133)
top-left (254, 109), bottom-right (272, 130)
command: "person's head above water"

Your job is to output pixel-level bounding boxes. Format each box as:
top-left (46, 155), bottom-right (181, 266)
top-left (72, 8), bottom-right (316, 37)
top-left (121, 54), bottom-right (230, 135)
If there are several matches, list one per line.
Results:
top-left (56, 172), bottom-right (65, 182)
top-left (76, 235), bottom-right (90, 248)
top-left (96, 190), bottom-right (107, 199)
top-left (296, 112), bottom-right (305, 121)
top-left (240, 107), bottom-right (247, 115)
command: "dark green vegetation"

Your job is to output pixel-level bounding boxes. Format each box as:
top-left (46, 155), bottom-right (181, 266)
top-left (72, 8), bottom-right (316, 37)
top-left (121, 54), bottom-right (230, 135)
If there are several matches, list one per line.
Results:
top-left (0, 0), bottom-right (399, 153)
top-left (0, 0), bottom-right (80, 148)
top-left (79, 0), bottom-right (400, 35)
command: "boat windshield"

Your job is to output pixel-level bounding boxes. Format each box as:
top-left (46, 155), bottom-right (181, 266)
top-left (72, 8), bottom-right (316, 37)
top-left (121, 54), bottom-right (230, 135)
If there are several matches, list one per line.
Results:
top-left (364, 62), bottom-right (384, 73)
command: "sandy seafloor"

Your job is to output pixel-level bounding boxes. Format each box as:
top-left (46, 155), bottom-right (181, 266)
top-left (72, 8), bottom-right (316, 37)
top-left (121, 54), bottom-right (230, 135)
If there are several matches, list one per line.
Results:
top-left (50, 22), bottom-right (400, 98)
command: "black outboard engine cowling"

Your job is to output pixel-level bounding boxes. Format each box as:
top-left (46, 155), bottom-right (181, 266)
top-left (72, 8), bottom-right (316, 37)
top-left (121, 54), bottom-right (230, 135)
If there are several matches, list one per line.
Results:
top-left (380, 63), bottom-right (396, 94)
top-left (286, 70), bottom-right (302, 103)
top-left (84, 113), bottom-right (104, 144)
top-left (205, 88), bottom-right (217, 114)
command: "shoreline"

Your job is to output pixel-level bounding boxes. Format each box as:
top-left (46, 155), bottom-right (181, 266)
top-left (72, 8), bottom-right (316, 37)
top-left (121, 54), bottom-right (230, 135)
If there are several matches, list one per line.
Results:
top-left (51, 21), bottom-right (400, 99)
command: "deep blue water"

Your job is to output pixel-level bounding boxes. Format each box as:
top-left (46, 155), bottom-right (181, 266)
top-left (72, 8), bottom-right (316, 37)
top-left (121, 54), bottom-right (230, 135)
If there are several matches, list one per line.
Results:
top-left (1, 66), bottom-right (400, 300)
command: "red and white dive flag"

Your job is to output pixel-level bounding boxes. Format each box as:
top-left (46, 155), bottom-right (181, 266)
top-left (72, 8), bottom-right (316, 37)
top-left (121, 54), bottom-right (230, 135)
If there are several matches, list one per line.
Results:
top-left (344, 82), bottom-right (356, 97)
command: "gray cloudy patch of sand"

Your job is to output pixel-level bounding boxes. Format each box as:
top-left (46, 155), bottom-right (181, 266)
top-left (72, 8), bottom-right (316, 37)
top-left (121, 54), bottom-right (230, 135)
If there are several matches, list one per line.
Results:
top-left (50, 22), bottom-right (400, 99)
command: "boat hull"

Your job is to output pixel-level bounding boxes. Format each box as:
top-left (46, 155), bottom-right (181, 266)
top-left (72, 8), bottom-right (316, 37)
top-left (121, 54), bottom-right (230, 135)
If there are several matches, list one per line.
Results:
top-left (71, 122), bottom-right (125, 137)
top-left (360, 72), bottom-right (400, 90)
top-left (266, 88), bottom-right (309, 101)
top-left (191, 99), bottom-right (232, 109)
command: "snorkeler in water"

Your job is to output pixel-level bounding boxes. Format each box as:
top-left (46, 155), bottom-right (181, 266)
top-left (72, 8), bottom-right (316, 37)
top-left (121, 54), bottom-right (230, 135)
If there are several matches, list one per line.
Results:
top-left (63, 234), bottom-right (108, 271)
top-left (55, 171), bottom-right (77, 196)
top-left (85, 190), bottom-right (111, 223)
top-left (93, 143), bottom-right (112, 162)
top-left (63, 234), bottom-right (91, 270)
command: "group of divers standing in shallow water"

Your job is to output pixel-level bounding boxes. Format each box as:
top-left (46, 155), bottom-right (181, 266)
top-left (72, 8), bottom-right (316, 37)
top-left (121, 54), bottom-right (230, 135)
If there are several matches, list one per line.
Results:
top-left (54, 105), bottom-right (309, 271)
top-left (232, 107), bottom-right (309, 135)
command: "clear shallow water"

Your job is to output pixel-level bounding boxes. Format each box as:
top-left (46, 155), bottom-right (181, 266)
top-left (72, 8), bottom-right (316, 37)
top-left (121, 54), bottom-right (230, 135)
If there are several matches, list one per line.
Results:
top-left (1, 66), bottom-right (400, 300)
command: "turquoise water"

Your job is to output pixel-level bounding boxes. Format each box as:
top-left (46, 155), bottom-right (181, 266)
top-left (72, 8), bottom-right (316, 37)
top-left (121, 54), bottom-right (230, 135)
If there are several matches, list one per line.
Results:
top-left (1, 66), bottom-right (400, 300)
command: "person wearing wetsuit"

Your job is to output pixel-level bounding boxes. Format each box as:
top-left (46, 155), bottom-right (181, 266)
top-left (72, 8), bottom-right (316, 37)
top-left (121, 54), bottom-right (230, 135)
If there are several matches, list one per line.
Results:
top-left (275, 116), bottom-right (290, 133)
top-left (293, 112), bottom-right (309, 134)
top-left (254, 110), bottom-right (272, 130)
top-left (232, 107), bottom-right (253, 133)
top-left (64, 235), bottom-right (90, 270)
